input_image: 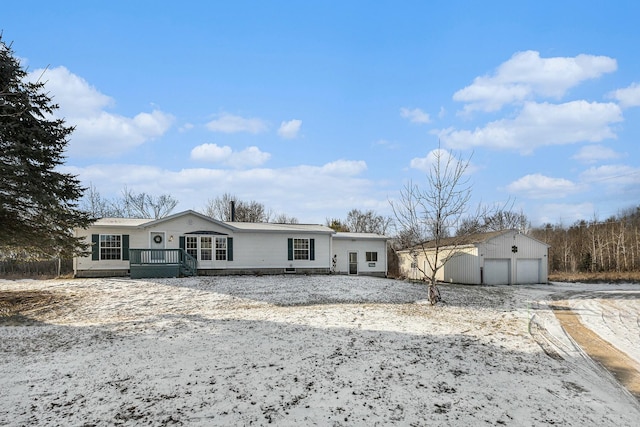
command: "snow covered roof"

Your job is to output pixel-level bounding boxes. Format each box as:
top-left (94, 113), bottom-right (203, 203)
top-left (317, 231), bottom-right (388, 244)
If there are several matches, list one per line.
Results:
top-left (333, 232), bottom-right (387, 240)
top-left (91, 218), bottom-right (151, 227)
top-left (227, 222), bottom-right (334, 234)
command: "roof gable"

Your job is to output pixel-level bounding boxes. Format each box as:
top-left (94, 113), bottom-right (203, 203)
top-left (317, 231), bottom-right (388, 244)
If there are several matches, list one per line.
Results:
top-left (141, 210), bottom-right (236, 231)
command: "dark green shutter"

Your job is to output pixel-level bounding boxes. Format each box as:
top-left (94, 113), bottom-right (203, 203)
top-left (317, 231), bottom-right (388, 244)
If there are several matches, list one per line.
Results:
top-left (287, 238), bottom-right (293, 260)
top-left (91, 234), bottom-right (99, 260)
top-left (179, 236), bottom-right (185, 250)
top-left (227, 237), bottom-right (233, 261)
top-left (310, 238), bottom-right (315, 260)
top-left (122, 235), bottom-right (130, 261)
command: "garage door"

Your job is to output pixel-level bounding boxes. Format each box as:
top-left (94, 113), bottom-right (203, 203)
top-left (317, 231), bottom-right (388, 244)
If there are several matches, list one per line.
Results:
top-left (484, 259), bottom-right (510, 285)
top-left (516, 259), bottom-right (540, 284)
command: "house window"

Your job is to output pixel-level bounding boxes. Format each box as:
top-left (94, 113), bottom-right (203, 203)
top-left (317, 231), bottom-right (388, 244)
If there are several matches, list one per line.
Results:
top-left (201, 237), bottom-right (212, 261)
top-left (366, 252), bottom-right (378, 262)
top-left (215, 237), bottom-right (227, 260)
top-left (100, 235), bottom-right (121, 260)
top-left (294, 238), bottom-right (309, 260)
top-left (186, 236), bottom-right (198, 258)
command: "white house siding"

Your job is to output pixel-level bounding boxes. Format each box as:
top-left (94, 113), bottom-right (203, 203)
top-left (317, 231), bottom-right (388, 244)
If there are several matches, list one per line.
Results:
top-left (332, 233), bottom-right (387, 277)
top-left (230, 232), bottom-right (332, 272)
top-left (75, 223), bottom-right (142, 276)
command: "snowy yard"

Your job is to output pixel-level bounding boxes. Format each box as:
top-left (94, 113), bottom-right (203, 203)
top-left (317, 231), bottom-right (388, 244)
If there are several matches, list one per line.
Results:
top-left (1, 275), bottom-right (639, 426)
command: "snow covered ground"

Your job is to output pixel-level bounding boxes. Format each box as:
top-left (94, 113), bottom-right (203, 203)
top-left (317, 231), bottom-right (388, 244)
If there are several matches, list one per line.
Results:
top-left (1, 276), bottom-right (639, 426)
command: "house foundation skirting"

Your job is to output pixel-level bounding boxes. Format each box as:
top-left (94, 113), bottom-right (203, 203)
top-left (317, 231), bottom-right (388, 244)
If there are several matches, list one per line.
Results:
top-left (75, 269), bottom-right (129, 278)
top-left (197, 268), bottom-right (331, 276)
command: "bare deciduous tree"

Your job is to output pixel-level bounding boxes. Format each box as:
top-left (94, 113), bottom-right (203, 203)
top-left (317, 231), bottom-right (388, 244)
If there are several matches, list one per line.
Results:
top-left (81, 185), bottom-right (178, 219)
top-left (345, 209), bottom-right (392, 235)
top-left (202, 193), bottom-right (298, 223)
top-left (456, 210), bottom-right (529, 235)
top-left (390, 147), bottom-right (475, 304)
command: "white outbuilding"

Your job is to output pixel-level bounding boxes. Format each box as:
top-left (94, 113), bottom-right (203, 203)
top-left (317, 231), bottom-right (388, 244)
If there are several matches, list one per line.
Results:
top-left (396, 230), bottom-right (549, 285)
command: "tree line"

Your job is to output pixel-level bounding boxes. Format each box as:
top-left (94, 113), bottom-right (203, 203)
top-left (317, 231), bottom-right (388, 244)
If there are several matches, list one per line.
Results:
top-left (529, 207), bottom-right (640, 273)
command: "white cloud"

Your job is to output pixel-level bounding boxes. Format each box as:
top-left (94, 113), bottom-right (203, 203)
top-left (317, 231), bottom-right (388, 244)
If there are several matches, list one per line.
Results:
top-left (608, 82), bottom-right (640, 108)
top-left (454, 51), bottom-right (617, 112)
top-left (400, 107), bottom-right (431, 124)
top-left (206, 112), bottom-right (268, 134)
top-left (27, 66), bottom-right (174, 157)
top-left (190, 143), bottom-right (270, 168)
top-left (506, 174), bottom-right (580, 199)
top-left (580, 164), bottom-right (640, 187)
top-left (277, 119), bottom-right (302, 139)
top-left (439, 101), bottom-right (623, 154)
top-left (409, 148), bottom-right (475, 174)
top-left (62, 158), bottom-right (377, 223)
top-left (534, 202), bottom-right (595, 226)
top-left (320, 160), bottom-right (367, 176)
top-left (179, 123), bottom-right (194, 132)
top-left (572, 145), bottom-right (621, 164)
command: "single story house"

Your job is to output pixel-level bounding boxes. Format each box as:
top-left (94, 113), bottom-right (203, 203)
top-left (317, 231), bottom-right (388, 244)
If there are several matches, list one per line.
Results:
top-left (74, 210), bottom-right (388, 278)
top-left (396, 230), bottom-right (549, 285)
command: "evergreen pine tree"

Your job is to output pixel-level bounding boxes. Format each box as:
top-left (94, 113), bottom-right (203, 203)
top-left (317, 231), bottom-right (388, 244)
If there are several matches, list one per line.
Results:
top-left (0, 36), bottom-right (92, 258)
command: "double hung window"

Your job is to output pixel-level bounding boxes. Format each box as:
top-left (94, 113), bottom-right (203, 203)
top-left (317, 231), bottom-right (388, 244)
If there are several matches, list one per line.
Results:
top-left (100, 235), bottom-right (122, 260)
top-left (186, 236), bottom-right (198, 259)
top-left (215, 237), bottom-right (227, 260)
top-left (201, 237), bottom-right (213, 261)
top-left (293, 238), bottom-right (310, 260)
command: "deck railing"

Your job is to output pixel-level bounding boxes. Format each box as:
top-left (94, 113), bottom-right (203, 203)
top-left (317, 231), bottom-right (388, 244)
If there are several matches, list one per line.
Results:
top-left (129, 249), bottom-right (197, 277)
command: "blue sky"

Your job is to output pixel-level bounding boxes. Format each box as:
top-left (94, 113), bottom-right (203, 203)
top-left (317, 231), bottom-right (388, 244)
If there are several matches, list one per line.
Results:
top-left (4, 1), bottom-right (640, 227)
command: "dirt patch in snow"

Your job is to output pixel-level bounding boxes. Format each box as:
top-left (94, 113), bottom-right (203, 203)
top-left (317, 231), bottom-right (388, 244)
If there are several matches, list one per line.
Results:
top-left (553, 300), bottom-right (640, 399)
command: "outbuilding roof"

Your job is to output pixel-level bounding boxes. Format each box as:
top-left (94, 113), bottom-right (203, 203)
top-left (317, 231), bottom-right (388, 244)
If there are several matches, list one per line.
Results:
top-left (400, 229), bottom-right (548, 251)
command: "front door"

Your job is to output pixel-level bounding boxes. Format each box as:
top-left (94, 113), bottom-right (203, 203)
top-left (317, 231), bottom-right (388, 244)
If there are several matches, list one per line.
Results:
top-left (150, 232), bottom-right (165, 261)
top-left (348, 252), bottom-right (358, 275)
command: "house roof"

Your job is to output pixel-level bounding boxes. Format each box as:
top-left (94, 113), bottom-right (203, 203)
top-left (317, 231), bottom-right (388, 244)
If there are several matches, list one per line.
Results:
top-left (87, 210), bottom-right (334, 234)
top-left (91, 218), bottom-right (151, 227)
top-left (228, 222), bottom-right (334, 234)
top-left (333, 232), bottom-right (387, 240)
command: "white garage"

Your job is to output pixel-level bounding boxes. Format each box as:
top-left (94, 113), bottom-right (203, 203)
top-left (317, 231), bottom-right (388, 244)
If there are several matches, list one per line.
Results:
top-left (397, 230), bottom-right (549, 285)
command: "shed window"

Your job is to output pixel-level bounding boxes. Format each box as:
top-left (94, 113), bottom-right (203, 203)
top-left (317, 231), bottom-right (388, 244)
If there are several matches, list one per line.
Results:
top-left (100, 235), bottom-right (122, 260)
top-left (366, 252), bottom-right (378, 262)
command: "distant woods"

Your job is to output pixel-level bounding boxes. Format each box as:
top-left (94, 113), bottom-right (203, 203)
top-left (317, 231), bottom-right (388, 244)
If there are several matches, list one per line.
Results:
top-left (530, 207), bottom-right (640, 274)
